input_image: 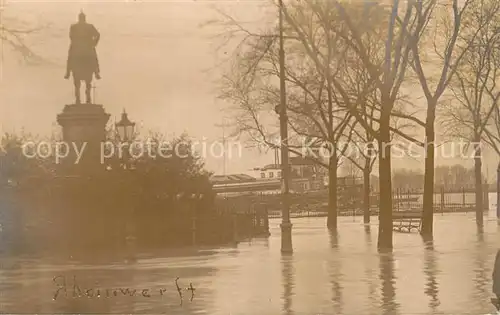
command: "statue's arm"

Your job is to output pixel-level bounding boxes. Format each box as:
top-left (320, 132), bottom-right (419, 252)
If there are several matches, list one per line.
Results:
top-left (92, 25), bottom-right (100, 46)
top-left (69, 25), bottom-right (75, 41)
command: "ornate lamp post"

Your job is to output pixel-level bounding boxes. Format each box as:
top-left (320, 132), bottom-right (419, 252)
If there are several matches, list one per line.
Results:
top-left (115, 109), bottom-right (135, 169)
top-left (116, 109), bottom-right (135, 142)
top-left (115, 110), bottom-right (136, 249)
top-left (278, 0), bottom-right (292, 253)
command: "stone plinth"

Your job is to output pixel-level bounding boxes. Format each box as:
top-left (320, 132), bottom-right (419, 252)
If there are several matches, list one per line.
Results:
top-left (57, 103), bottom-right (110, 169)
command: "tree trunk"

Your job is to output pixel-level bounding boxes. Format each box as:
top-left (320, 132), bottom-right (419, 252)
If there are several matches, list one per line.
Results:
top-left (421, 106), bottom-right (436, 239)
top-left (473, 135), bottom-right (483, 228)
top-left (363, 164), bottom-right (371, 224)
top-left (327, 152), bottom-right (338, 229)
top-left (377, 110), bottom-right (392, 251)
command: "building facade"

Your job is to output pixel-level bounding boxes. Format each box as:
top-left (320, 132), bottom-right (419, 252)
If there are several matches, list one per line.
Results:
top-left (212, 154), bottom-right (328, 195)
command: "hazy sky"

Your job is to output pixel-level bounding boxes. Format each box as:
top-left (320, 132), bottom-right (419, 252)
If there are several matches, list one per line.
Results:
top-left (0, 0), bottom-right (279, 174)
top-left (1, 0), bottom-right (499, 180)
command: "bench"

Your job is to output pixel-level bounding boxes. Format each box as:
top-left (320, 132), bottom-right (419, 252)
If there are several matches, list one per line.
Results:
top-left (392, 212), bottom-right (422, 233)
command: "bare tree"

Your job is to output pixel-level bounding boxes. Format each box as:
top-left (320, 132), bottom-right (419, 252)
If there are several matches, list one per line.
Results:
top-left (311, 1), bottom-right (423, 250)
top-left (212, 0), bottom-right (426, 250)
top-left (405, 0), bottom-right (499, 238)
top-left (393, 168), bottom-right (424, 190)
top-left (216, 7), bottom-right (359, 230)
top-left (0, 11), bottom-right (43, 62)
top-left (344, 99), bottom-right (417, 225)
top-left (342, 123), bottom-right (377, 224)
top-left (483, 105), bottom-right (500, 157)
top-left (440, 0), bottom-right (500, 228)
top-left (272, 0), bottom-right (429, 250)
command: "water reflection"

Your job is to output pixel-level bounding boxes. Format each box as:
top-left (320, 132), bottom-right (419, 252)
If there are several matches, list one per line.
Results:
top-left (472, 230), bottom-right (489, 311)
top-left (124, 239), bottom-right (138, 264)
top-left (423, 240), bottom-right (440, 311)
top-left (329, 230), bottom-right (339, 249)
top-left (281, 254), bottom-right (294, 315)
top-left (260, 236), bottom-right (270, 248)
top-left (1, 216), bottom-right (500, 314)
top-left (379, 252), bottom-right (399, 314)
top-left (363, 226), bottom-right (377, 312)
top-left (365, 261), bottom-right (377, 313)
top-left (364, 224), bottom-right (372, 247)
top-left (329, 230), bottom-right (343, 313)
top-left (478, 224), bottom-right (485, 235)
top-left (477, 229), bottom-right (485, 243)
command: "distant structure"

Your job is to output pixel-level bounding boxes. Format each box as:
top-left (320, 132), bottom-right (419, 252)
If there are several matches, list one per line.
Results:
top-left (211, 155), bottom-right (326, 195)
top-left (58, 12), bottom-right (109, 169)
top-left (248, 156), bottom-right (323, 180)
top-left (65, 11), bottom-right (101, 104)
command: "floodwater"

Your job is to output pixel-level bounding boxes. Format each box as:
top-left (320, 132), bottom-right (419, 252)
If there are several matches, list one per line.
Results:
top-left (1, 208), bottom-right (500, 314)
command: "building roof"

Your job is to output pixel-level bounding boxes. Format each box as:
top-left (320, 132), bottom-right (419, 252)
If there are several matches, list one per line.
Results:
top-left (257, 156), bottom-right (315, 171)
top-left (290, 156), bottom-right (315, 165)
top-left (261, 164), bottom-right (281, 171)
top-left (210, 174), bottom-right (256, 184)
top-left (213, 179), bottom-right (281, 193)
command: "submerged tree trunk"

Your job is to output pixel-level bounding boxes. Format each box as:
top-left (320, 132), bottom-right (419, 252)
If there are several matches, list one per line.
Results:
top-left (363, 164), bottom-right (371, 224)
top-left (377, 110), bottom-right (392, 251)
top-left (421, 106), bottom-right (436, 239)
top-left (327, 152), bottom-right (338, 229)
top-left (473, 134), bottom-right (483, 228)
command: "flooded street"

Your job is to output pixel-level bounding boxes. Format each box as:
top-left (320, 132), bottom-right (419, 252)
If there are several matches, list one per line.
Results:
top-left (2, 0), bottom-right (500, 313)
top-left (0, 209), bottom-right (499, 314)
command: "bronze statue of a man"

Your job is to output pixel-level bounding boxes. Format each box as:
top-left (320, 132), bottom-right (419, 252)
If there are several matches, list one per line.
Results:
top-left (65, 11), bottom-right (101, 80)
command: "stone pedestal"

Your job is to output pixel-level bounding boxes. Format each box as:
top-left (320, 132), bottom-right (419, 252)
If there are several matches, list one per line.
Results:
top-left (56, 103), bottom-right (110, 170)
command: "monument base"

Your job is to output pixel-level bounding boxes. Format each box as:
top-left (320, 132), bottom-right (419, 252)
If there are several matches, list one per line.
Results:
top-left (56, 103), bottom-right (110, 170)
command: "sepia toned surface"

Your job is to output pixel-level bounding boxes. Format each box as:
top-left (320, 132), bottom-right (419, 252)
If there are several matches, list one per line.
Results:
top-left (2, 0), bottom-right (499, 174)
top-left (2, 0), bottom-right (500, 314)
top-left (0, 0), bottom-right (277, 175)
top-left (0, 209), bottom-right (499, 314)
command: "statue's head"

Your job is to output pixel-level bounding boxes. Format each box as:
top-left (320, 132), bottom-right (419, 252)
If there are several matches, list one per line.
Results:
top-left (78, 11), bottom-right (86, 23)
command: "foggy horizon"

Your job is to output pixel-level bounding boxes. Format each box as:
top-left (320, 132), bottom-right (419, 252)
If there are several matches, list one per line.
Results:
top-left (1, 1), bottom-right (499, 177)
